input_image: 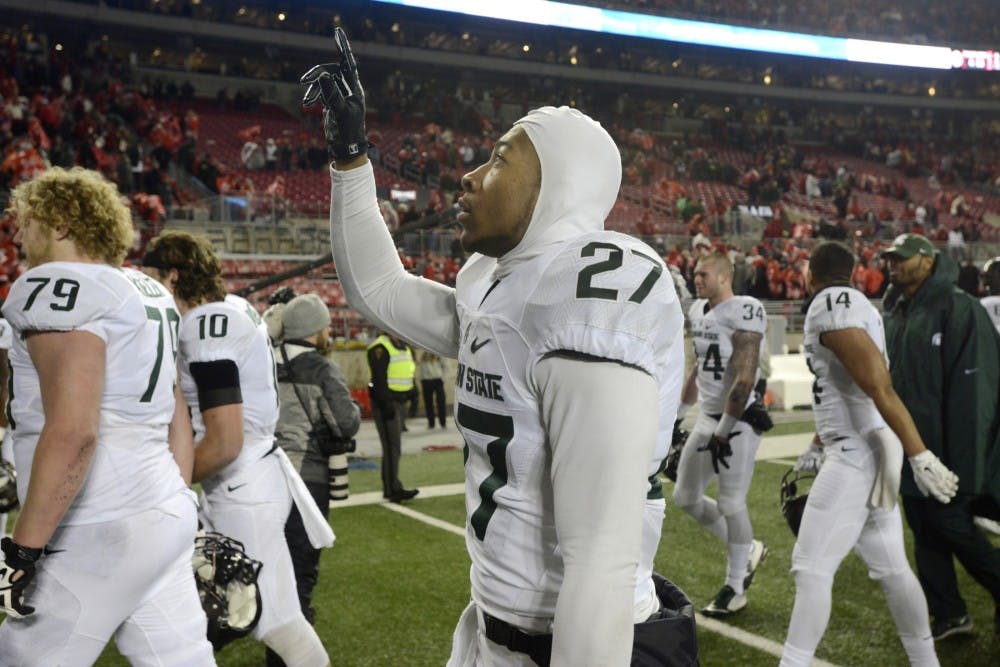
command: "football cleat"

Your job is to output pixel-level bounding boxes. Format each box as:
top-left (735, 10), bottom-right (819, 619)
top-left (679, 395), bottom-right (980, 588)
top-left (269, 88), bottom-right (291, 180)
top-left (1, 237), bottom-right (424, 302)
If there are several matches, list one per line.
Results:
top-left (744, 539), bottom-right (768, 591)
top-left (931, 614), bottom-right (974, 641)
top-left (702, 585), bottom-right (746, 618)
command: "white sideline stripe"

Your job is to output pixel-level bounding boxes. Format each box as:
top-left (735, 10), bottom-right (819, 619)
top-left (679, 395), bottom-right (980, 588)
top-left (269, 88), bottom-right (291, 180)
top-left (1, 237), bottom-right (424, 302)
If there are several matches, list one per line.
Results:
top-left (330, 482), bottom-right (465, 508)
top-left (378, 501), bottom-right (845, 667)
top-left (765, 458), bottom-right (799, 466)
top-left (695, 615), bottom-right (841, 667)
top-left (382, 502), bottom-right (466, 537)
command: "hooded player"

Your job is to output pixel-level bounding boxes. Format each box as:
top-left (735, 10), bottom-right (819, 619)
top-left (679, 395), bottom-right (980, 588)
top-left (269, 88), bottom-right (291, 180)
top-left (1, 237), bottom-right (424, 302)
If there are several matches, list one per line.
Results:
top-left (304, 29), bottom-right (692, 667)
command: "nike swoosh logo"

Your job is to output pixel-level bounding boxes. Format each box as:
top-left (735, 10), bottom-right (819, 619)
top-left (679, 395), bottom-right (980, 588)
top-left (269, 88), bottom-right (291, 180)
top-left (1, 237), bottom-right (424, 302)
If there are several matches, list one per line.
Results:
top-left (227, 483), bottom-right (247, 492)
top-left (43, 547), bottom-right (65, 555)
top-left (841, 447), bottom-right (855, 452)
top-left (963, 368), bottom-right (978, 375)
top-left (470, 338), bottom-right (491, 353)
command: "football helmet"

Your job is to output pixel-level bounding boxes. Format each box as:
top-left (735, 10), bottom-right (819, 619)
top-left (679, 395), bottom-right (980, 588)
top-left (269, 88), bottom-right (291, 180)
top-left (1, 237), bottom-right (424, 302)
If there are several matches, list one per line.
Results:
top-left (780, 467), bottom-right (816, 537)
top-left (0, 458), bottom-right (18, 513)
top-left (192, 531), bottom-right (263, 651)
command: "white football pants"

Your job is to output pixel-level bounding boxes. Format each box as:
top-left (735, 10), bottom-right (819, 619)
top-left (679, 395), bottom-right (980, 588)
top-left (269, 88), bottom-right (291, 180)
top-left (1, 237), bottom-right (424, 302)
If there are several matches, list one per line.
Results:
top-left (780, 437), bottom-right (938, 667)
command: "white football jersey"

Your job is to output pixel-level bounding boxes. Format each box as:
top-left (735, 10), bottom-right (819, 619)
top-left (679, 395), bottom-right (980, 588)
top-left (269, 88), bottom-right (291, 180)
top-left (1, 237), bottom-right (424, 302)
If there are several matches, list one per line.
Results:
top-left (688, 295), bottom-right (766, 415)
top-left (2, 263), bottom-right (185, 525)
top-left (803, 286), bottom-right (887, 442)
top-left (0, 317), bottom-right (13, 350)
top-left (178, 294), bottom-right (278, 477)
top-left (981, 295), bottom-right (1000, 333)
top-left (454, 231), bottom-right (684, 620)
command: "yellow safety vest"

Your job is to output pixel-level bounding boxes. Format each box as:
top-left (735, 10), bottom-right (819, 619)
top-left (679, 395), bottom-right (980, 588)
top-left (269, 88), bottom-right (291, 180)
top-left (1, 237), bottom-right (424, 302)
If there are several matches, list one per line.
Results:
top-left (369, 335), bottom-right (415, 394)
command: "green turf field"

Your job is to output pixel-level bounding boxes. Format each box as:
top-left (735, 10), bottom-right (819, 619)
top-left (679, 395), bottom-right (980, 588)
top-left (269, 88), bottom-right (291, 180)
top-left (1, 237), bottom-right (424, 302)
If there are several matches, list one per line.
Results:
top-left (15, 422), bottom-right (999, 665)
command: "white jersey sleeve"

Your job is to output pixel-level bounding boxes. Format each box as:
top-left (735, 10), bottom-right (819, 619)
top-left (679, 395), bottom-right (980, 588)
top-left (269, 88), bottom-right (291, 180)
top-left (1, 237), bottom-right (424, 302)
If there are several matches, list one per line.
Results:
top-left (522, 232), bottom-right (683, 380)
top-left (0, 317), bottom-right (13, 350)
top-left (805, 287), bottom-right (872, 335)
top-left (3, 263), bottom-right (126, 341)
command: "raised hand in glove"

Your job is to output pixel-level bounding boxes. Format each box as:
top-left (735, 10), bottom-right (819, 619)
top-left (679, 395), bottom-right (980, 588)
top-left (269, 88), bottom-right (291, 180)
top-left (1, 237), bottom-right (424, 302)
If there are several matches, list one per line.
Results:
top-left (794, 440), bottom-right (824, 473)
top-left (0, 537), bottom-right (42, 618)
top-left (698, 432), bottom-right (736, 475)
top-left (908, 450), bottom-right (959, 504)
top-left (300, 27), bottom-right (370, 163)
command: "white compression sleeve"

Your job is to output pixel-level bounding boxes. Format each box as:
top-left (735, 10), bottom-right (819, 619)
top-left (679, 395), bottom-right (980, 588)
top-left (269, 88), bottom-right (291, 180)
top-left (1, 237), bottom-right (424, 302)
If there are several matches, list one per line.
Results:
top-left (329, 162), bottom-right (460, 358)
top-left (534, 355), bottom-right (659, 667)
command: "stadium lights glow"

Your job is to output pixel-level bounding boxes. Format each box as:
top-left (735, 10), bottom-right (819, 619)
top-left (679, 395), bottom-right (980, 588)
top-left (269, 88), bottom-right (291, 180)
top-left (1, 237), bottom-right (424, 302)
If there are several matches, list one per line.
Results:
top-left (374, 0), bottom-right (997, 72)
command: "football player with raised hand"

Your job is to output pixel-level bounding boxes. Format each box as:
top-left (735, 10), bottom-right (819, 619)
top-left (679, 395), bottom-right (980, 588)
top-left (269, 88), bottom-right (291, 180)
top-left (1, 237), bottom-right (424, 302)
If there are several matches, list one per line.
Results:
top-left (306, 28), bottom-right (692, 666)
top-left (779, 241), bottom-right (952, 667)
top-left (0, 168), bottom-right (214, 666)
top-left (141, 232), bottom-right (331, 667)
top-left (672, 250), bottom-right (770, 617)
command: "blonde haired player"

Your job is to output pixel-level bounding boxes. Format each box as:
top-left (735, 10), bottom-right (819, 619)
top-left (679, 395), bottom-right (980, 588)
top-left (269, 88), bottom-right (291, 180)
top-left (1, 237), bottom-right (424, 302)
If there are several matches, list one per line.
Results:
top-left (0, 167), bottom-right (214, 666)
top-left (672, 251), bottom-right (769, 617)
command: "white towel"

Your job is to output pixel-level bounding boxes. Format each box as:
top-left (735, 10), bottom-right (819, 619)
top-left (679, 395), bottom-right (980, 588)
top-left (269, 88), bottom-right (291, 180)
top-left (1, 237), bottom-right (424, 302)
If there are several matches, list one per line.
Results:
top-left (868, 427), bottom-right (903, 510)
top-left (196, 488), bottom-right (216, 532)
top-left (274, 448), bottom-right (336, 549)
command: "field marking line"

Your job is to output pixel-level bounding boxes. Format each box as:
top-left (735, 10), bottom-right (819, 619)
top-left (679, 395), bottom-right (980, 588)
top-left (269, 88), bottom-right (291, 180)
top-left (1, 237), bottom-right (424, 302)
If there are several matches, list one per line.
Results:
top-left (382, 501), bottom-right (466, 537)
top-left (695, 614), bottom-right (841, 667)
top-left (381, 501), bottom-right (845, 667)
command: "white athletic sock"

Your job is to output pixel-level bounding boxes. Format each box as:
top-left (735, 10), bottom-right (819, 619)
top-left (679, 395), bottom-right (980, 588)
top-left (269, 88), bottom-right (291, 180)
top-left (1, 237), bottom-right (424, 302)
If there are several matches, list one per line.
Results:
top-left (726, 542), bottom-right (753, 595)
top-left (879, 571), bottom-right (939, 666)
top-left (779, 643), bottom-right (815, 667)
top-left (900, 635), bottom-right (939, 667)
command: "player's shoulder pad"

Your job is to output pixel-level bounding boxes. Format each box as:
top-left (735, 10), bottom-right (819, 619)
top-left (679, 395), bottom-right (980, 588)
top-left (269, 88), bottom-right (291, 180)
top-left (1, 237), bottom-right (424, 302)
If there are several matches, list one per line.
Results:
top-left (688, 298), bottom-right (709, 322)
top-left (806, 286), bottom-right (871, 334)
top-left (179, 296), bottom-right (260, 362)
top-left (522, 232), bottom-right (682, 374)
top-left (119, 267), bottom-right (176, 309)
top-left (718, 295), bottom-right (767, 335)
top-left (2, 263), bottom-right (134, 333)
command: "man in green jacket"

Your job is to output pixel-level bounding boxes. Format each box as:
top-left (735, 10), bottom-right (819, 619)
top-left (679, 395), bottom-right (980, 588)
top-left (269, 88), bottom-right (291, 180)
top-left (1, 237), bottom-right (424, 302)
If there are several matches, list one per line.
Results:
top-left (882, 233), bottom-right (1000, 641)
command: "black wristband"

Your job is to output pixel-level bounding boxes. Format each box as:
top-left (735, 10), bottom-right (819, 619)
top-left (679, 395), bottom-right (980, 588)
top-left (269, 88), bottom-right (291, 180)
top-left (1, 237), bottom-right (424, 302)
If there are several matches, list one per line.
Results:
top-left (2, 537), bottom-right (41, 567)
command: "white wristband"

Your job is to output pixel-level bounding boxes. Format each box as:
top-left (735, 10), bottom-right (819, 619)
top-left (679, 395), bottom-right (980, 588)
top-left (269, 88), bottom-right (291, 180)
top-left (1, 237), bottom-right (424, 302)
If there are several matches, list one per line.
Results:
top-left (676, 402), bottom-right (693, 421)
top-left (714, 413), bottom-right (739, 437)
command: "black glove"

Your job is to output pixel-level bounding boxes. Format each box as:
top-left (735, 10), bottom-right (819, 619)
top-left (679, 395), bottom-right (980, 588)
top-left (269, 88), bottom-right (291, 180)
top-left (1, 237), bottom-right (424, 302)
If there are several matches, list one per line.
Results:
top-left (299, 27), bottom-right (370, 162)
top-left (0, 537), bottom-right (41, 618)
top-left (267, 285), bottom-right (297, 306)
top-left (698, 432), bottom-right (737, 475)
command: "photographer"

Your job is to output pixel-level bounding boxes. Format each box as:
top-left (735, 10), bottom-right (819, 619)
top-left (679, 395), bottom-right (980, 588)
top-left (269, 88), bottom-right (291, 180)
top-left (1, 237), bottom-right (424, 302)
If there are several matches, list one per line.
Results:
top-left (266, 293), bottom-right (361, 667)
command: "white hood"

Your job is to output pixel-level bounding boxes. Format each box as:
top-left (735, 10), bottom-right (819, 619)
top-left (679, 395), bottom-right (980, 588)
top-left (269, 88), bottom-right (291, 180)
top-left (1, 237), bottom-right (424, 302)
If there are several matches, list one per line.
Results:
top-left (490, 106), bottom-right (622, 279)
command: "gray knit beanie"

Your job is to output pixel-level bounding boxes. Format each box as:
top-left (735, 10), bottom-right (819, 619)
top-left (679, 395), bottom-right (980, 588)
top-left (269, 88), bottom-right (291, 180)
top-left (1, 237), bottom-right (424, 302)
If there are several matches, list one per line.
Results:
top-left (281, 294), bottom-right (331, 340)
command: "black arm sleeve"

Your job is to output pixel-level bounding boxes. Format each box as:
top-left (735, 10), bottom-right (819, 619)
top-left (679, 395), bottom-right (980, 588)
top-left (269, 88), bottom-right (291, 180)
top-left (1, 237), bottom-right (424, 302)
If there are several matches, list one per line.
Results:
top-left (189, 360), bottom-right (243, 411)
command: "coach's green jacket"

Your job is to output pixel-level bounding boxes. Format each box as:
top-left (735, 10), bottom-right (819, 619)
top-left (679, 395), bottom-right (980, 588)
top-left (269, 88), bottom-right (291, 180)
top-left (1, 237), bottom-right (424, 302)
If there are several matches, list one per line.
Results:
top-left (883, 252), bottom-right (1000, 504)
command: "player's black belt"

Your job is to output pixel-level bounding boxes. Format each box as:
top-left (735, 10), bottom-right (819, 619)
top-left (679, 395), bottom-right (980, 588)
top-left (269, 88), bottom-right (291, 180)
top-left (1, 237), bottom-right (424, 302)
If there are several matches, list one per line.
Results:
top-left (481, 611), bottom-right (552, 667)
